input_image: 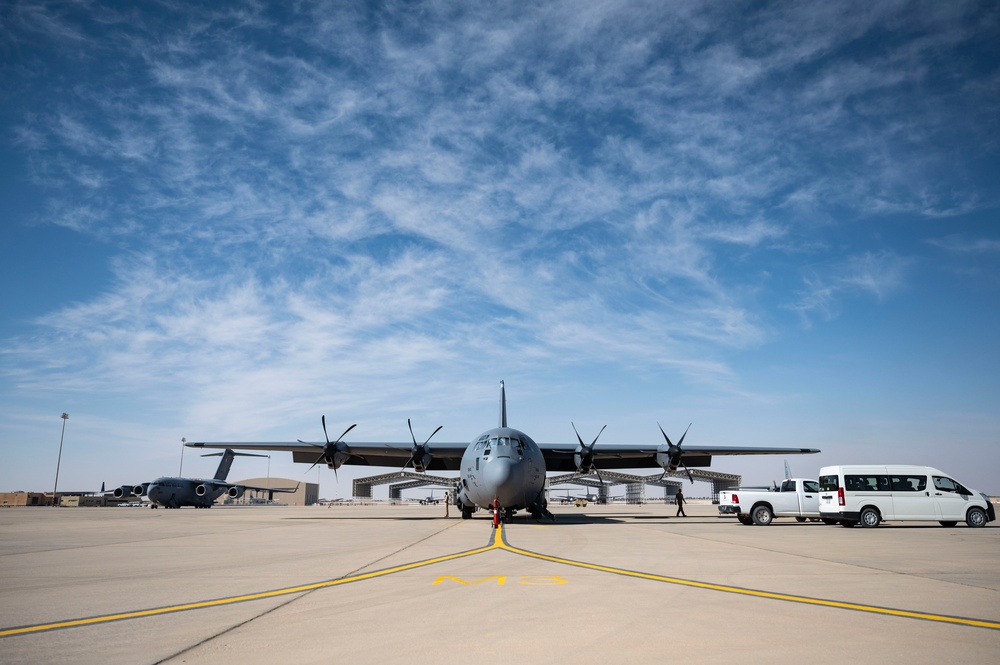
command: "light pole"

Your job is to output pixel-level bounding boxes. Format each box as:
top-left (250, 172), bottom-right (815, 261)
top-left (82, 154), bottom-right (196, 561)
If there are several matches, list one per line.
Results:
top-left (179, 437), bottom-right (186, 476)
top-left (52, 413), bottom-right (69, 506)
top-left (265, 455), bottom-right (271, 504)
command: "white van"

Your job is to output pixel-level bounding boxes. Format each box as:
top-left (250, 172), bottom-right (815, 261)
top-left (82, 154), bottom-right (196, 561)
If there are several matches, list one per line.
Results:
top-left (818, 465), bottom-right (995, 528)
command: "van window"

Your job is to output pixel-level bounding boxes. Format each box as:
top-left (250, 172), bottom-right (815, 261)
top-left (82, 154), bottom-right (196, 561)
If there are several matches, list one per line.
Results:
top-left (819, 475), bottom-right (839, 492)
top-left (890, 475), bottom-right (927, 492)
top-left (933, 477), bottom-right (961, 493)
top-left (845, 475), bottom-right (890, 492)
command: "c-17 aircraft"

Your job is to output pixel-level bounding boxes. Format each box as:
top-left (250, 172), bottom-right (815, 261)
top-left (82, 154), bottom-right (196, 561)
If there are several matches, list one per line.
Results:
top-left (186, 382), bottom-right (819, 522)
top-left (110, 449), bottom-right (298, 509)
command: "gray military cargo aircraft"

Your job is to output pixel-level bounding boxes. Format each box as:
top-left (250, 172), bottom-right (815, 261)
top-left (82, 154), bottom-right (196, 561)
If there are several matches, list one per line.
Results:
top-left (186, 382), bottom-right (819, 521)
top-left (111, 449), bottom-right (298, 509)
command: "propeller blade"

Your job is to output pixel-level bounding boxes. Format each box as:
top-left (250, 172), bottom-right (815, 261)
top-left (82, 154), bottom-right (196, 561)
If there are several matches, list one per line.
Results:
top-left (676, 423), bottom-right (691, 447)
top-left (657, 422), bottom-right (673, 447)
top-left (336, 423), bottom-right (357, 443)
top-left (424, 425), bottom-right (443, 446)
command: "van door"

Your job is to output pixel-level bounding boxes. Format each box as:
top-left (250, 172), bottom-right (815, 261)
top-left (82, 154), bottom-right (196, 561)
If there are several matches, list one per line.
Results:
top-left (932, 476), bottom-right (969, 521)
top-left (889, 474), bottom-right (934, 519)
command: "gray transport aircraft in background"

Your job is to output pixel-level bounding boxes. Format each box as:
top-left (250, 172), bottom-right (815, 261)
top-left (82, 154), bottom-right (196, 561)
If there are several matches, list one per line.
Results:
top-left (186, 382), bottom-right (820, 521)
top-left (110, 449), bottom-right (298, 509)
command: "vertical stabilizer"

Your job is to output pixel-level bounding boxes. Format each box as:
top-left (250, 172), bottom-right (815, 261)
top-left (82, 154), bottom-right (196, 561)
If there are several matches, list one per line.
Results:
top-left (499, 380), bottom-right (507, 428)
top-left (784, 460), bottom-right (791, 480)
top-left (213, 449), bottom-right (237, 481)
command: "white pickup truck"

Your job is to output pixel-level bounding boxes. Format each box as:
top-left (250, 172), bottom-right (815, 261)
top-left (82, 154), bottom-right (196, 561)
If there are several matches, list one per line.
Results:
top-left (718, 478), bottom-right (828, 525)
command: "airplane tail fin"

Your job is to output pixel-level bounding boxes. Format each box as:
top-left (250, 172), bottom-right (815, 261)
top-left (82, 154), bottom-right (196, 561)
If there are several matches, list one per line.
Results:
top-left (202, 449), bottom-right (267, 481)
top-left (499, 380), bottom-right (507, 428)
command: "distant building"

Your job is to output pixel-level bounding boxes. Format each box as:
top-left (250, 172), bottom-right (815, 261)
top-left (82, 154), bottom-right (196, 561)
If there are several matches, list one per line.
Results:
top-left (224, 478), bottom-right (318, 506)
top-left (0, 492), bottom-right (49, 507)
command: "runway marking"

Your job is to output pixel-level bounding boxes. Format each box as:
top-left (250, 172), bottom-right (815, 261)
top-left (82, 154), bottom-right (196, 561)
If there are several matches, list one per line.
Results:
top-left (2, 523), bottom-right (998, 637)
top-left (492, 526), bottom-right (1000, 631)
top-left (0, 530), bottom-right (502, 639)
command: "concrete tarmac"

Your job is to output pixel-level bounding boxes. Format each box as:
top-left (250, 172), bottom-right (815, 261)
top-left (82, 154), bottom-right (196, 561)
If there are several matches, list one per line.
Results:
top-left (1, 502), bottom-right (998, 664)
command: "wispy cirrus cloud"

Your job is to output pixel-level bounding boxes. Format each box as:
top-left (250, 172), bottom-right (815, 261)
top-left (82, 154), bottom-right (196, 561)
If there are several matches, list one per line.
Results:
top-left (786, 251), bottom-right (913, 327)
top-left (2, 0), bottom-right (998, 445)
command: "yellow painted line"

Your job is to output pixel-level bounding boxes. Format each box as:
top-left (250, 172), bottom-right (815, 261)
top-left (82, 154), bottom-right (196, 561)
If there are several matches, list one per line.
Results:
top-left (494, 536), bottom-right (1000, 631)
top-left (4, 523), bottom-right (997, 637)
top-left (0, 533), bottom-right (503, 639)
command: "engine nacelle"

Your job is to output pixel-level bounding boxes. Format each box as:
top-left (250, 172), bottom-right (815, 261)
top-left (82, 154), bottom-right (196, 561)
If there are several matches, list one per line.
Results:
top-left (132, 484), bottom-right (148, 497)
top-left (113, 485), bottom-right (134, 499)
top-left (227, 486), bottom-right (245, 499)
top-left (195, 484), bottom-right (209, 497)
top-left (655, 450), bottom-right (679, 475)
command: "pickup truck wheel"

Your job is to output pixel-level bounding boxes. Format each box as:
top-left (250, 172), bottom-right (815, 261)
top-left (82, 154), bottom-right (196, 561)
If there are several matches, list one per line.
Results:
top-left (860, 507), bottom-right (881, 528)
top-left (821, 518), bottom-right (838, 525)
top-left (839, 519), bottom-right (855, 527)
top-left (938, 521), bottom-right (957, 527)
top-left (795, 517), bottom-right (806, 522)
top-left (751, 505), bottom-right (773, 526)
top-left (966, 507), bottom-right (987, 528)
top-left (737, 515), bottom-right (753, 525)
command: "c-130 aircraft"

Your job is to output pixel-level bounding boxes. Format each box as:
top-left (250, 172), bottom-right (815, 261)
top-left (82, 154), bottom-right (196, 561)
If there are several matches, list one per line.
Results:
top-left (186, 382), bottom-right (819, 521)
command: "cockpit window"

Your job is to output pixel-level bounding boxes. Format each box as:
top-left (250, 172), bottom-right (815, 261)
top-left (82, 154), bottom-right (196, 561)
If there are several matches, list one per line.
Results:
top-left (487, 436), bottom-right (523, 458)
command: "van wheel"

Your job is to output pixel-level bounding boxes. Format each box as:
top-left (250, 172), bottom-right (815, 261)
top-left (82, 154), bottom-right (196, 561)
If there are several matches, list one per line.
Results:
top-left (966, 507), bottom-right (987, 528)
top-left (751, 505), bottom-right (773, 526)
top-left (860, 507), bottom-right (881, 528)
top-left (737, 515), bottom-right (753, 525)
top-left (938, 521), bottom-right (957, 527)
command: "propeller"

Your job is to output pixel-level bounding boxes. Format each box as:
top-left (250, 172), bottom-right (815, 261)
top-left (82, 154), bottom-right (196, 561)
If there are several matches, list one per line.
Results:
top-left (572, 422), bottom-right (607, 485)
top-left (299, 415), bottom-right (357, 481)
top-left (657, 422), bottom-right (694, 483)
top-left (402, 418), bottom-right (442, 473)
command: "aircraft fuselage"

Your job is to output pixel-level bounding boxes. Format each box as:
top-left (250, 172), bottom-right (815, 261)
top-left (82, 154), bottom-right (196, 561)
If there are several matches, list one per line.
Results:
top-left (146, 477), bottom-right (224, 509)
top-left (457, 426), bottom-right (547, 516)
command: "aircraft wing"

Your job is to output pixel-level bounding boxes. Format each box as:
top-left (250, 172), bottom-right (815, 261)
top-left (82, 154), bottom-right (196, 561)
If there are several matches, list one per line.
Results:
top-left (231, 482), bottom-right (299, 494)
top-left (537, 442), bottom-right (821, 472)
top-left (185, 441), bottom-right (470, 471)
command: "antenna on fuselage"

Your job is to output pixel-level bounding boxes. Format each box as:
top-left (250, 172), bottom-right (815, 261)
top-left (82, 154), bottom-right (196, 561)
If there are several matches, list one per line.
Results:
top-left (499, 380), bottom-right (507, 428)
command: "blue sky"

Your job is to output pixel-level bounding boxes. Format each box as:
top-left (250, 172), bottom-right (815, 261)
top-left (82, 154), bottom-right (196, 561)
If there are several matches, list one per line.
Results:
top-left (2, 1), bottom-right (998, 498)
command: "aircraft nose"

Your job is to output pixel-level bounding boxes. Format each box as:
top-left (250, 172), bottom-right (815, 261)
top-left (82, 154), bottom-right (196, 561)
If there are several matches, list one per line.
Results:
top-left (483, 457), bottom-right (521, 503)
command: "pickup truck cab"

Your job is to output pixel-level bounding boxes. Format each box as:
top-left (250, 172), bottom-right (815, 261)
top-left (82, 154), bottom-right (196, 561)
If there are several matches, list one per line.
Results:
top-left (718, 478), bottom-right (823, 525)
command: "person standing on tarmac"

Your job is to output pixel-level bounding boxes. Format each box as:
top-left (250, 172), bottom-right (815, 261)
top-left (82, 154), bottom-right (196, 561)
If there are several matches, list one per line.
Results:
top-left (444, 491), bottom-right (450, 518)
top-left (675, 488), bottom-right (687, 517)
